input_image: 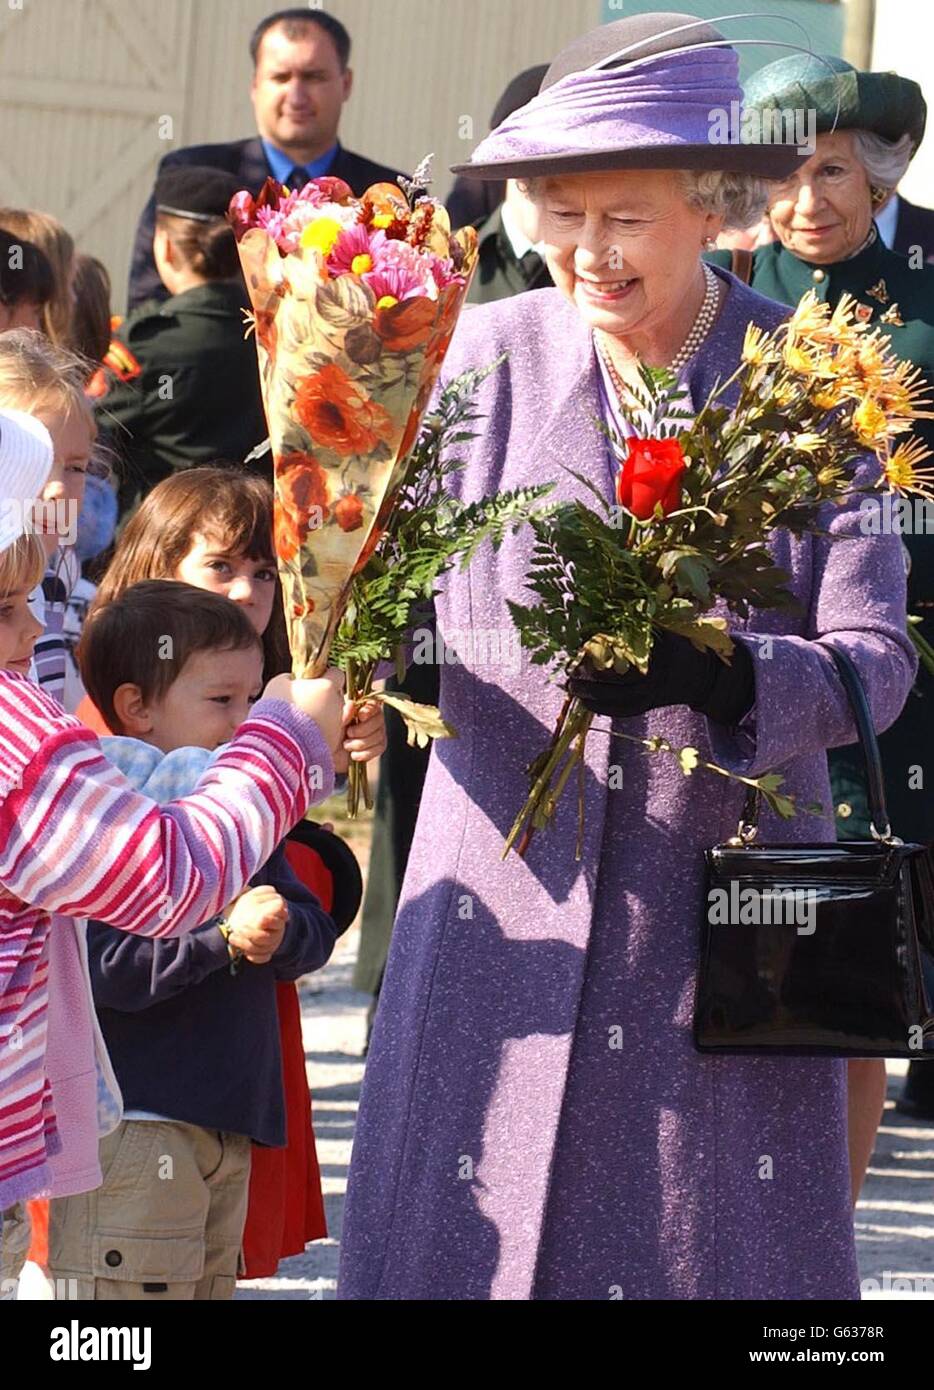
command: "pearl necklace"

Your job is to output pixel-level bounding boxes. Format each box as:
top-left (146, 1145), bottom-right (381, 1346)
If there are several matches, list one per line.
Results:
top-left (596, 262), bottom-right (722, 399)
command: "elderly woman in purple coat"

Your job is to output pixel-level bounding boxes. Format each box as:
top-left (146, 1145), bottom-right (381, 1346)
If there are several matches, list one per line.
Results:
top-left (338, 13), bottom-right (916, 1300)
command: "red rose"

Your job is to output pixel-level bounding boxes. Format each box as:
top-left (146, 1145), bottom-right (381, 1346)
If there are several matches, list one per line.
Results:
top-left (616, 438), bottom-right (686, 520)
top-left (333, 493), bottom-right (364, 532)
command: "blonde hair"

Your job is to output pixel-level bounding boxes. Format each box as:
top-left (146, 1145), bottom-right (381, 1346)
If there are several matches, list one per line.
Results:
top-left (0, 209), bottom-right (75, 347)
top-left (0, 530), bottom-right (46, 597)
top-left (0, 328), bottom-right (96, 440)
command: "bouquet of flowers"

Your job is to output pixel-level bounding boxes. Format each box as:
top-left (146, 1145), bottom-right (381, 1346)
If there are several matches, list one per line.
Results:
top-left (230, 161), bottom-right (550, 812)
top-left (504, 291), bottom-right (934, 858)
top-left (327, 358), bottom-right (553, 811)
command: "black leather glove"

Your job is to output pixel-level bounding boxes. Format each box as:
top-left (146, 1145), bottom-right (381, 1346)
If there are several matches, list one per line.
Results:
top-left (567, 629), bottom-right (755, 725)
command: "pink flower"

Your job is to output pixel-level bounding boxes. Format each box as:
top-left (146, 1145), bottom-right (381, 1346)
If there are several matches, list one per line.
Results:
top-left (227, 190), bottom-right (256, 240)
top-left (326, 223), bottom-right (388, 276)
top-left (429, 257), bottom-right (468, 292)
top-left (250, 181), bottom-right (356, 255)
top-left (362, 240), bottom-right (436, 302)
top-left (255, 200), bottom-right (305, 252)
top-left (295, 175), bottom-right (353, 205)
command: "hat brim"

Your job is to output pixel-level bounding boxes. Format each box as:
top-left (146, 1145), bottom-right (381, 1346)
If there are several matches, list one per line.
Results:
top-left (451, 142), bottom-right (808, 181)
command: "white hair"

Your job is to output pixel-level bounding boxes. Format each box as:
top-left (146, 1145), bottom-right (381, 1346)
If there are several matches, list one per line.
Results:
top-left (850, 129), bottom-right (914, 191)
top-left (676, 169), bottom-right (769, 230)
top-left (518, 169), bottom-right (768, 230)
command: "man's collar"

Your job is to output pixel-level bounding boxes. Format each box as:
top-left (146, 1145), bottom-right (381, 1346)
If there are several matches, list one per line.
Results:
top-left (499, 198), bottom-right (546, 262)
top-left (261, 138), bottom-right (340, 185)
top-left (875, 194), bottom-right (900, 250)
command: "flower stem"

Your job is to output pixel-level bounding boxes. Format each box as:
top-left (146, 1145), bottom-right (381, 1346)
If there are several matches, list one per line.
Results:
top-left (344, 657), bottom-right (375, 818)
top-left (503, 697), bottom-right (594, 859)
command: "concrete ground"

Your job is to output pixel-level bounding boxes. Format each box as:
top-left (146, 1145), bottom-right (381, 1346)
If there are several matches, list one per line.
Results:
top-left (17, 923), bottom-right (934, 1302)
top-left (235, 928), bottom-right (934, 1301)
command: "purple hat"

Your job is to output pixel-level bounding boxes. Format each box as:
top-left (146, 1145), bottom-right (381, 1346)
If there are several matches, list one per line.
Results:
top-left (451, 11), bottom-right (806, 181)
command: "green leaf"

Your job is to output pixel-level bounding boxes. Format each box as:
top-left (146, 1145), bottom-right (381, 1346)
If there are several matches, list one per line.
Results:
top-left (659, 548), bottom-right (712, 603)
top-left (376, 692), bottom-right (457, 748)
top-left (660, 615), bottom-right (734, 660)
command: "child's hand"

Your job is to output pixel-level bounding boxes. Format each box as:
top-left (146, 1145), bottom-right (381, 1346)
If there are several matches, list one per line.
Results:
top-left (263, 669), bottom-right (345, 756)
top-left (333, 697), bottom-right (387, 775)
top-left (225, 885), bottom-right (288, 965)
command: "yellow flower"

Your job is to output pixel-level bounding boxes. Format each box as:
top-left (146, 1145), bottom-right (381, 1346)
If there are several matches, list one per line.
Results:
top-left (372, 213), bottom-right (394, 229)
top-left (299, 216), bottom-right (343, 255)
top-left (351, 252), bottom-right (373, 275)
top-left (742, 323), bottom-right (772, 365)
top-left (810, 383), bottom-right (842, 411)
top-left (852, 397), bottom-right (889, 448)
top-left (875, 358), bottom-right (933, 419)
top-left (783, 336), bottom-right (818, 374)
top-left (828, 295), bottom-right (861, 337)
top-left (792, 433), bottom-right (824, 454)
top-left (787, 290), bottom-right (831, 339)
top-left (772, 380), bottom-right (799, 407)
top-left (882, 435), bottom-right (934, 500)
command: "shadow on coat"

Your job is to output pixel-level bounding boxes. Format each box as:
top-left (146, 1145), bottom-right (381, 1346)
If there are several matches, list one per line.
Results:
top-left (340, 879), bottom-right (592, 1299)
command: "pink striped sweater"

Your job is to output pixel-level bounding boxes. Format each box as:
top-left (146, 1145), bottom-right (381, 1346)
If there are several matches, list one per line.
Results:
top-left (0, 672), bottom-right (333, 1206)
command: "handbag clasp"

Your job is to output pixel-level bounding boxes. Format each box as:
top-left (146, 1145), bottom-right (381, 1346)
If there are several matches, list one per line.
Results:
top-left (726, 819), bottom-right (759, 847)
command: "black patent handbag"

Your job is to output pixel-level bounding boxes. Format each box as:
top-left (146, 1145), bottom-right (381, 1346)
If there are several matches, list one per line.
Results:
top-left (694, 643), bottom-right (934, 1057)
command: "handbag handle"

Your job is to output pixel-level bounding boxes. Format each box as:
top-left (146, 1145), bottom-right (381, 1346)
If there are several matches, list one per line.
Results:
top-left (733, 642), bottom-right (895, 844)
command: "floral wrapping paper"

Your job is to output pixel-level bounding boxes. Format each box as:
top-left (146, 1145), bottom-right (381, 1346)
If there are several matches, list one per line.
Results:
top-left (233, 179), bottom-right (478, 677)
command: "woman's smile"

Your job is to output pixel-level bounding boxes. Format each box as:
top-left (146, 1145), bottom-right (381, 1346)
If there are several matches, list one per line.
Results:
top-left (575, 274), bottom-right (639, 304)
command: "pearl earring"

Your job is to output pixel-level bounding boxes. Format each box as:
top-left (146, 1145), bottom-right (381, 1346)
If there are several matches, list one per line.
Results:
top-left (703, 235), bottom-right (717, 250)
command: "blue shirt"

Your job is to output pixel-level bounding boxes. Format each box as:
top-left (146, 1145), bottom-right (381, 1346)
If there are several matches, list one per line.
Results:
top-left (261, 138), bottom-right (339, 186)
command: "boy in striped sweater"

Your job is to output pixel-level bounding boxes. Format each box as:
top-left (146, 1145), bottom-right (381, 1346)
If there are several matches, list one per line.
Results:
top-left (0, 409), bottom-right (344, 1286)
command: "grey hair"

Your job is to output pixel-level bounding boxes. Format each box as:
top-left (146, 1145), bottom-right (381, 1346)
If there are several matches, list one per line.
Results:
top-left (677, 169), bottom-right (769, 230)
top-left (850, 129), bottom-right (914, 192)
top-left (518, 170), bottom-right (768, 230)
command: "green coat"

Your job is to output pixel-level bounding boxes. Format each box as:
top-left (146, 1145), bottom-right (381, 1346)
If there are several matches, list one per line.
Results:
top-left (709, 234), bottom-right (934, 841)
top-left (97, 280), bottom-right (268, 515)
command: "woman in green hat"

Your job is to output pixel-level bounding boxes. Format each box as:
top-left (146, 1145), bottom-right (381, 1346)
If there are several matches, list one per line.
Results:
top-left (710, 52), bottom-right (934, 1181)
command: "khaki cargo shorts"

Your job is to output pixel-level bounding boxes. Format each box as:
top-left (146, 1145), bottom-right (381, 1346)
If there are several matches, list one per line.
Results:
top-left (49, 1119), bottom-right (252, 1300)
top-left (0, 1202), bottom-right (32, 1299)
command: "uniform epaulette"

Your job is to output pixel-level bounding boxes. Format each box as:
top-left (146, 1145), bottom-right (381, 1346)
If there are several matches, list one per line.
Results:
top-left (102, 337), bottom-right (142, 383)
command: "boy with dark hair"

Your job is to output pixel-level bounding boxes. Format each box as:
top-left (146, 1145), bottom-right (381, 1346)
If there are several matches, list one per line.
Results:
top-left (50, 580), bottom-right (339, 1300)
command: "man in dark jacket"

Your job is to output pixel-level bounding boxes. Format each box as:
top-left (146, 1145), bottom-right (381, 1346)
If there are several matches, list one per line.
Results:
top-left (127, 7), bottom-right (403, 309)
top-left (883, 191), bottom-right (934, 263)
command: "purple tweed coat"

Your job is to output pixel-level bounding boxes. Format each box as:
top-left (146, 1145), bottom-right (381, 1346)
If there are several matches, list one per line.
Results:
top-left (338, 270), bottom-right (916, 1301)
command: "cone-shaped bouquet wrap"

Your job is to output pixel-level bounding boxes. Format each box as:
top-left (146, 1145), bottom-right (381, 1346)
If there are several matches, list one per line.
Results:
top-left (228, 161), bottom-right (498, 813)
top-left (229, 164), bottom-right (478, 679)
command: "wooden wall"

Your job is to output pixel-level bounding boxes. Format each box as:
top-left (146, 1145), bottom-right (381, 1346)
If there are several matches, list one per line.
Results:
top-left (0, 0), bottom-right (598, 311)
